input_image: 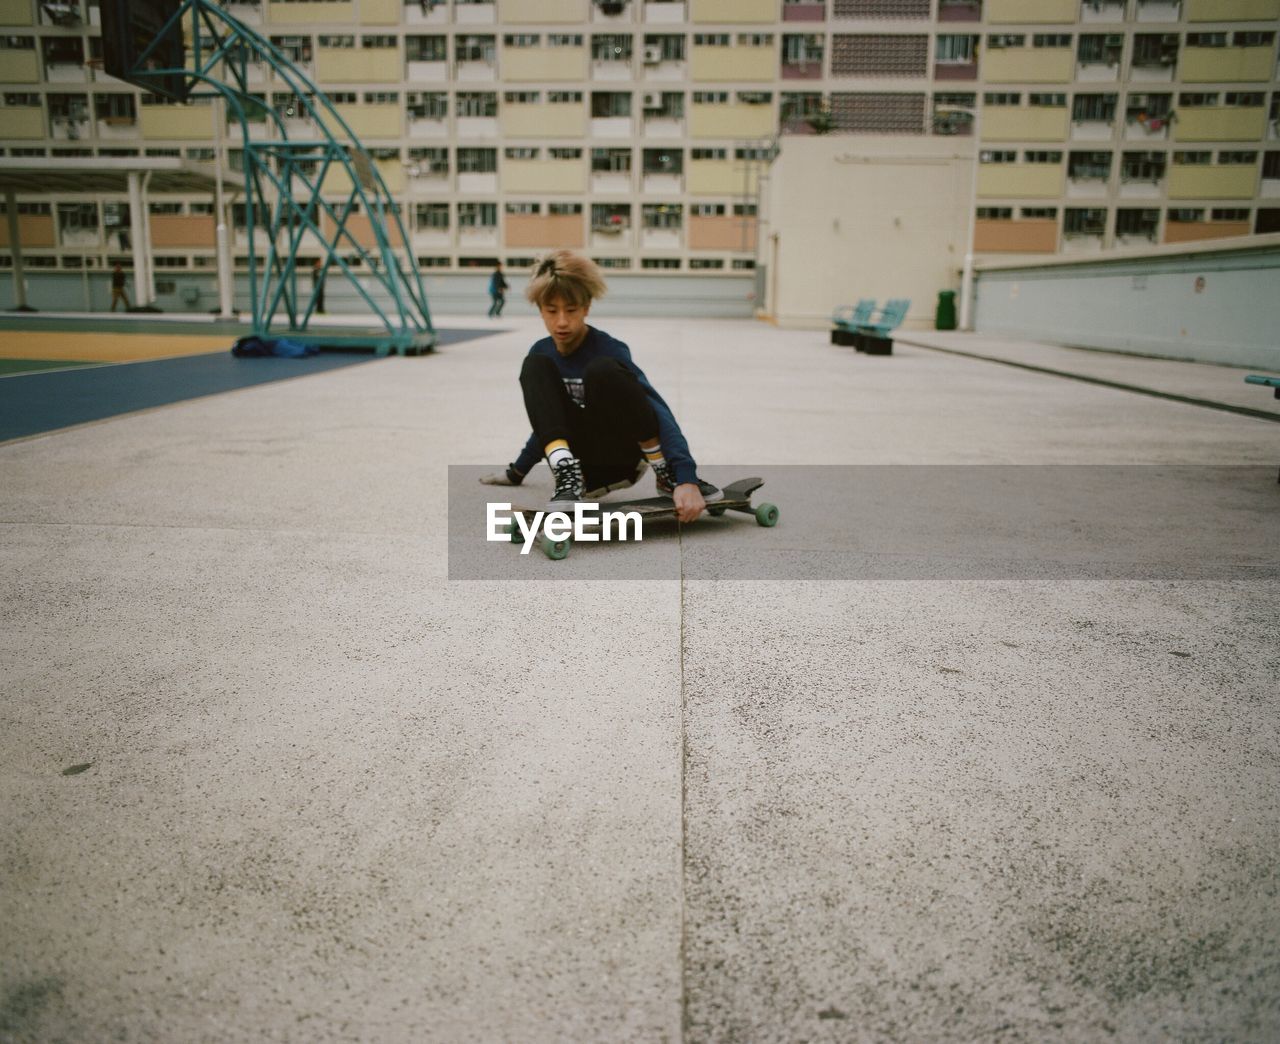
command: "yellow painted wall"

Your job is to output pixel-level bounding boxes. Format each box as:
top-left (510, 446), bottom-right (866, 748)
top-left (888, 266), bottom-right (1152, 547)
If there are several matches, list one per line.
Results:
top-left (266, 1), bottom-right (354, 25)
top-left (691, 45), bottom-right (777, 82)
top-left (503, 158), bottom-right (587, 193)
top-left (689, 159), bottom-right (758, 196)
top-left (1175, 107), bottom-right (1266, 142)
top-left (981, 107), bottom-right (1069, 142)
top-left (2, 50), bottom-right (38, 81)
top-left (501, 102), bottom-right (586, 138)
top-left (151, 215), bottom-right (216, 248)
top-left (973, 219), bottom-right (1058, 253)
top-left (316, 48), bottom-right (401, 84)
top-left (688, 214), bottom-right (756, 250)
top-left (1186, 0), bottom-right (1280, 19)
top-left (977, 164), bottom-right (1064, 198)
top-left (1167, 165), bottom-right (1257, 199)
top-left (503, 46), bottom-right (588, 81)
top-left (985, 0), bottom-right (1076, 22)
top-left (0, 0), bottom-right (32, 25)
top-left (689, 103), bottom-right (775, 139)
top-left (505, 213), bottom-right (584, 248)
top-left (983, 48), bottom-right (1074, 84)
top-left (0, 214), bottom-right (55, 247)
top-left (692, 0), bottom-right (774, 22)
top-left (360, 0), bottom-right (400, 24)
top-left (333, 103), bottom-right (401, 138)
top-left (498, 0), bottom-right (586, 21)
top-left (1164, 221), bottom-right (1250, 243)
top-left (377, 158), bottom-right (404, 193)
top-left (1181, 46), bottom-right (1276, 83)
top-left (141, 106), bottom-right (214, 140)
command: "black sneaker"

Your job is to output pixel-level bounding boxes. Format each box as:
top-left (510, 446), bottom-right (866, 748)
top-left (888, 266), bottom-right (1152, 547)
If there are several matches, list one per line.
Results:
top-left (546, 456), bottom-right (585, 511)
top-left (654, 466), bottom-right (724, 505)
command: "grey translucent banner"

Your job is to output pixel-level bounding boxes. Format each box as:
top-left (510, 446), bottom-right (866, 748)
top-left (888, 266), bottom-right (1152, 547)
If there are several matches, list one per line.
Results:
top-left (448, 465), bottom-right (1280, 582)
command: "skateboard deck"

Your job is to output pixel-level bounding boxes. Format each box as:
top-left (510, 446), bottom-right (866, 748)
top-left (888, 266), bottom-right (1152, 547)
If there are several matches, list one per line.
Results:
top-left (507, 476), bottom-right (778, 559)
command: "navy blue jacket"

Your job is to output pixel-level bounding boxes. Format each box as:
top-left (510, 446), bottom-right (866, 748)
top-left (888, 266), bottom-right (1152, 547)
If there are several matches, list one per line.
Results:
top-left (512, 327), bottom-right (698, 486)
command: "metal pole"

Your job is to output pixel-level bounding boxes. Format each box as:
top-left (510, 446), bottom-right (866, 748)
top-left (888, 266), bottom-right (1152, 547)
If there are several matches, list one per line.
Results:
top-left (213, 96), bottom-right (234, 316)
top-left (5, 190), bottom-right (31, 311)
top-left (140, 171), bottom-right (156, 307)
top-left (958, 102), bottom-right (982, 332)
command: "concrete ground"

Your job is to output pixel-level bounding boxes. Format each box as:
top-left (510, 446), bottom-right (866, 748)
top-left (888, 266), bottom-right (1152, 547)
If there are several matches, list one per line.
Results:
top-left (1, 316), bottom-right (1278, 1042)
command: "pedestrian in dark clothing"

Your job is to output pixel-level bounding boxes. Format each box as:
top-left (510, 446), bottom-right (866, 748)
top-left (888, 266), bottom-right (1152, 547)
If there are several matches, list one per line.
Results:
top-left (488, 262), bottom-right (508, 318)
top-left (311, 257), bottom-right (326, 314)
top-left (110, 263), bottom-right (130, 312)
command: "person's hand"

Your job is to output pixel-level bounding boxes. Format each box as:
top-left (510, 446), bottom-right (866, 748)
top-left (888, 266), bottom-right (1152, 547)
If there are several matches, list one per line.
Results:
top-left (673, 483), bottom-right (706, 524)
top-left (479, 467), bottom-right (523, 486)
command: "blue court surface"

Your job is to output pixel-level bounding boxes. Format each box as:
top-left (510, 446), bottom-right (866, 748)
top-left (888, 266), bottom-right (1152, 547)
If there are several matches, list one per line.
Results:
top-left (0, 327), bottom-right (495, 443)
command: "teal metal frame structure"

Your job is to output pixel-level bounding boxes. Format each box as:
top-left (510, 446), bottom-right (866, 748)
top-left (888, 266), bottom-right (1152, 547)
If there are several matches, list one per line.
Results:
top-left (124, 0), bottom-right (435, 354)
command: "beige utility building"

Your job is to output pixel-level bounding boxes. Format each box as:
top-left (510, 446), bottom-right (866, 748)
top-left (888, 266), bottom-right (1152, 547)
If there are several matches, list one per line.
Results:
top-left (0, 0), bottom-right (1277, 289)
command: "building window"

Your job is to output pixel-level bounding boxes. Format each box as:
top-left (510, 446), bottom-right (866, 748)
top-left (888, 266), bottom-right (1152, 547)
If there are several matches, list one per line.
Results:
top-left (1029, 93), bottom-right (1067, 108)
top-left (642, 258), bottom-right (681, 269)
top-left (415, 203), bottom-right (449, 230)
top-left (503, 34), bottom-right (539, 48)
top-left (457, 148), bottom-right (497, 173)
top-left (980, 149), bottom-right (1017, 164)
top-left (690, 259), bottom-right (725, 269)
top-left (986, 34), bottom-right (1026, 49)
top-left (549, 203), bottom-right (582, 215)
top-left (935, 35), bottom-right (976, 63)
top-left (1120, 151), bottom-right (1166, 182)
top-left (1063, 208), bottom-right (1106, 236)
top-left (408, 93), bottom-right (447, 120)
top-left (1020, 207), bottom-right (1058, 219)
top-left (318, 35), bottom-right (354, 48)
top-left (642, 203), bottom-right (682, 228)
top-left (1211, 208), bottom-right (1249, 221)
top-left (1032, 34), bottom-right (1072, 48)
top-left (691, 148), bottom-right (727, 160)
top-left (642, 148), bottom-right (682, 174)
top-left (1172, 151), bottom-right (1211, 165)
top-left (592, 203), bottom-right (630, 230)
top-left (1178, 92), bottom-right (1219, 108)
top-left (457, 92), bottom-right (497, 116)
top-left (505, 147), bottom-right (539, 160)
top-left (691, 204), bottom-right (726, 216)
top-left (1217, 151), bottom-right (1257, 165)
top-left (592, 147), bottom-right (632, 173)
top-left (1232, 31), bottom-right (1274, 48)
top-left (1023, 150), bottom-right (1063, 164)
top-left (1115, 208), bottom-right (1158, 238)
top-left (1072, 93), bottom-right (1116, 123)
top-left (505, 202), bottom-right (541, 215)
top-left (1167, 208), bottom-right (1205, 223)
top-left (644, 35), bottom-right (685, 62)
top-left (548, 34), bottom-right (583, 48)
top-left (592, 34), bottom-right (632, 61)
top-left (976, 207), bottom-right (1012, 219)
top-left (1068, 151), bottom-right (1111, 179)
top-left (592, 92), bottom-right (631, 118)
top-left (1185, 33), bottom-right (1227, 48)
top-left (692, 92), bottom-right (729, 105)
top-left (458, 202), bottom-right (497, 228)
top-left (548, 91), bottom-right (583, 104)
top-left (407, 36), bottom-right (447, 61)
top-left (1223, 92), bottom-right (1264, 108)
top-left (983, 92), bottom-right (1021, 106)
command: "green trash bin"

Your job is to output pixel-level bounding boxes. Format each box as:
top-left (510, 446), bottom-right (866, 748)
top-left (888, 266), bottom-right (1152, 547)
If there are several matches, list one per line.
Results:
top-left (936, 290), bottom-right (957, 331)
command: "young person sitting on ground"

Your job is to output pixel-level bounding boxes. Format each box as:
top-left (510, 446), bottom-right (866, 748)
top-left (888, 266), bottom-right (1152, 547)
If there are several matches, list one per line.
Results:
top-left (480, 249), bottom-right (722, 522)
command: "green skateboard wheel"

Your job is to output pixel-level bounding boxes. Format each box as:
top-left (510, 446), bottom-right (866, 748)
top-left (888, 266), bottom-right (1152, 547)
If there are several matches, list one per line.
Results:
top-left (755, 503), bottom-right (779, 527)
top-left (509, 522), bottom-right (522, 544)
top-left (544, 536), bottom-right (571, 560)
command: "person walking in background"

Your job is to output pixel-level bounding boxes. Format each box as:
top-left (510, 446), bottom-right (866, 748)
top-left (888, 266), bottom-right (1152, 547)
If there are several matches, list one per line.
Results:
top-left (109, 263), bottom-right (130, 312)
top-left (487, 262), bottom-right (509, 318)
top-left (311, 257), bottom-right (326, 314)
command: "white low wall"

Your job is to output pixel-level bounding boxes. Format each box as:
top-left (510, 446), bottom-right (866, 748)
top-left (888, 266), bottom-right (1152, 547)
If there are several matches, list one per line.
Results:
top-left (0, 271), bottom-right (757, 320)
top-left (974, 236), bottom-right (1280, 371)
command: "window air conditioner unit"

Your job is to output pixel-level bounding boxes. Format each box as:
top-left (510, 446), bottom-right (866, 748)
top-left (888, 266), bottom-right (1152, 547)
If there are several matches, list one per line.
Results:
top-left (643, 91), bottom-right (663, 109)
top-left (643, 45), bottom-right (662, 64)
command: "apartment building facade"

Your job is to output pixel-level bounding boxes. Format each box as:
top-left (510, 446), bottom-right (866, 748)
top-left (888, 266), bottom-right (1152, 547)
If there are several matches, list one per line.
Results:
top-left (0, 0), bottom-right (1277, 282)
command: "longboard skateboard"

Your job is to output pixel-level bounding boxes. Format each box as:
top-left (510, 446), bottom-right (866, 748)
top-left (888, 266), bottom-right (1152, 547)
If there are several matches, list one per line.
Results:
top-left (508, 476), bottom-right (778, 560)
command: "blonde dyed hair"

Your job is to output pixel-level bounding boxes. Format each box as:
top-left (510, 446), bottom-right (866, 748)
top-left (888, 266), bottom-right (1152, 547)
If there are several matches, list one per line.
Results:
top-left (525, 250), bottom-right (608, 308)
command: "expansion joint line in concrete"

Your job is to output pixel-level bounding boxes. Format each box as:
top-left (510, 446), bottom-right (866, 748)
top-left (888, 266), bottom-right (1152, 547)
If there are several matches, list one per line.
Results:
top-left (677, 526), bottom-right (689, 1042)
top-left (903, 340), bottom-right (1280, 424)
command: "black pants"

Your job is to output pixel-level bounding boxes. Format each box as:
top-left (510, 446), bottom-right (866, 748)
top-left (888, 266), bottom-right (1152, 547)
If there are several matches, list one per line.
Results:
top-left (520, 354), bottom-right (658, 489)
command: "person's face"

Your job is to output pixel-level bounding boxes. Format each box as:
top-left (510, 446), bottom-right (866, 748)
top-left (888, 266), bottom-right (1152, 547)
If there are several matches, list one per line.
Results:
top-left (539, 295), bottom-right (590, 355)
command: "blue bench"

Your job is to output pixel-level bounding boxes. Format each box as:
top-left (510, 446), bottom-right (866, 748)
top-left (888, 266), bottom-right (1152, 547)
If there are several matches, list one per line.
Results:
top-left (830, 299), bottom-right (876, 347)
top-left (1244, 375), bottom-right (1280, 482)
top-left (853, 298), bottom-right (911, 355)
